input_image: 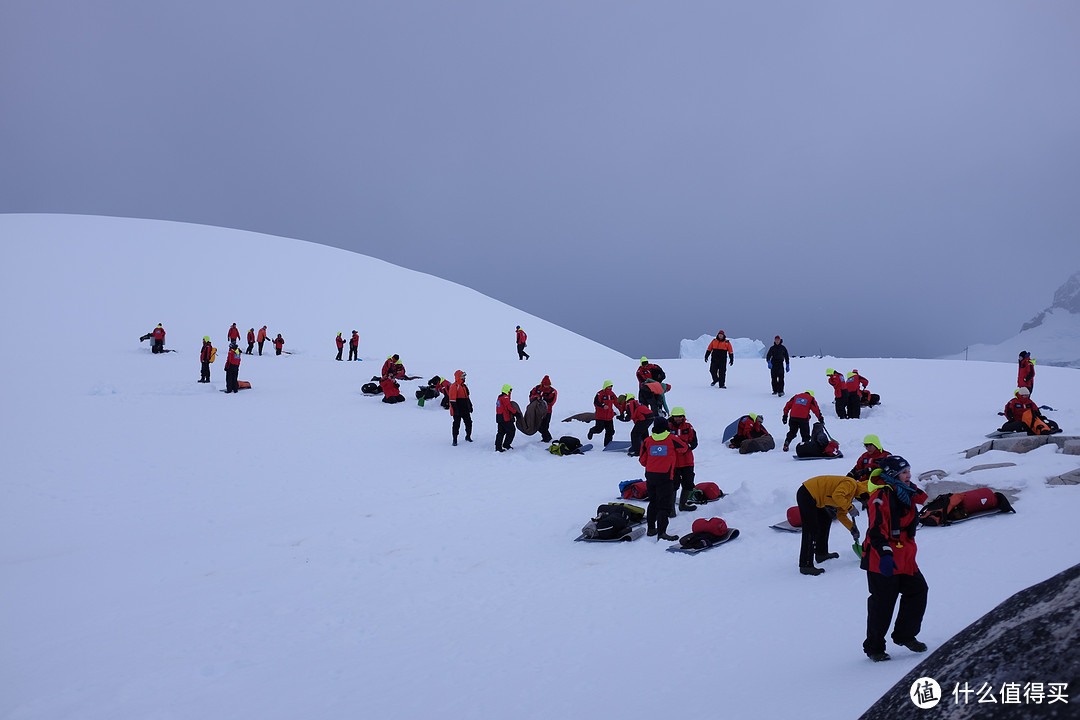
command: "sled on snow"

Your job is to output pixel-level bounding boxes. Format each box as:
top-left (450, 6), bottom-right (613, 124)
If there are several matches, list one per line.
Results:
top-left (667, 528), bottom-right (740, 554)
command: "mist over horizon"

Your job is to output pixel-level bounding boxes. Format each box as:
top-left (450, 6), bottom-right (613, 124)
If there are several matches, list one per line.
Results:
top-left (3, 3), bottom-right (1079, 359)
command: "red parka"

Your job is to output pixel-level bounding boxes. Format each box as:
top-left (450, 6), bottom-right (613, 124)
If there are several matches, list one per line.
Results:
top-left (593, 386), bottom-right (619, 421)
top-left (668, 418), bottom-right (697, 468)
top-left (783, 392), bottom-right (823, 421)
top-left (638, 431), bottom-right (688, 476)
top-left (863, 482), bottom-right (928, 575)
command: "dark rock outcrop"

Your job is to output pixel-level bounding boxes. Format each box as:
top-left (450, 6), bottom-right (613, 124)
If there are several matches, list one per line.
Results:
top-left (860, 563), bottom-right (1080, 719)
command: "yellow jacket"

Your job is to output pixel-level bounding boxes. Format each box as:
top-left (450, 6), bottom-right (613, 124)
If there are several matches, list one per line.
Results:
top-left (801, 475), bottom-right (864, 530)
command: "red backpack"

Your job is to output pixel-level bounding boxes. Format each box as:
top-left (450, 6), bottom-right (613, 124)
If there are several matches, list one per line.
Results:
top-left (786, 506), bottom-right (802, 527)
top-left (692, 517), bottom-right (728, 537)
top-left (695, 482), bottom-right (723, 501)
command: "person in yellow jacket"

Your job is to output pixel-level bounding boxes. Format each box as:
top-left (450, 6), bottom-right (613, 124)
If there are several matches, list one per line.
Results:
top-left (796, 475), bottom-right (867, 575)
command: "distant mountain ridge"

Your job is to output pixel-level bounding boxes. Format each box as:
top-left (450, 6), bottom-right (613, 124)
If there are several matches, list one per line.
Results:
top-left (945, 270), bottom-right (1080, 368)
top-left (1022, 270), bottom-right (1080, 332)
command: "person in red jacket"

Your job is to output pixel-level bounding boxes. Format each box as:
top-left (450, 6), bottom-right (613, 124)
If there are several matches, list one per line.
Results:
top-left (639, 417), bottom-right (688, 540)
top-left (668, 407), bottom-right (699, 513)
top-left (151, 323), bottom-right (166, 354)
top-left (199, 336), bottom-right (213, 383)
top-left (448, 370), bottom-right (472, 445)
top-left (256, 326), bottom-right (268, 355)
top-left (515, 326), bottom-right (529, 360)
top-left (335, 332), bottom-right (345, 361)
top-left (619, 393), bottom-right (654, 457)
top-left (587, 381), bottom-right (619, 447)
top-left (728, 414), bottom-right (768, 449)
top-left (844, 370), bottom-right (869, 419)
top-left (529, 375), bottom-right (557, 442)
top-left (246, 328), bottom-right (256, 355)
top-left (495, 384), bottom-right (520, 451)
top-left (228, 323), bottom-right (240, 346)
top-left (848, 434), bottom-right (891, 482)
top-left (636, 357), bottom-right (665, 385)
top-left (1018, 351), bottom-right (1035, 395)
top-left (380, 375), bottom-right (404, 403)
top-left (782, 390), bottom-right (824, 452)
top-left (273, 334), bottom-right (285, 355)
top-left (381, 354), bottom-right (405, 379)
top-left (827, 368), bottom-right (847, 419)
top-left (349, 331), bottom-right (360, 361)
top-left (224, 344), bottom-right (242, 393)
top-left (704, 331), bottom-right (734, 388)
top-left (861, 456), bottom-right (930, 662)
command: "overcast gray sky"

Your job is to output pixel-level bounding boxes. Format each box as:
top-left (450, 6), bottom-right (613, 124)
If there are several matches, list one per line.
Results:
top-left (3, 1), bottom-right (1079, 358)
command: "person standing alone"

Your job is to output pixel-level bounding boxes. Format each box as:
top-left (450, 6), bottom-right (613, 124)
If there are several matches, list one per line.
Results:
top-left (516, 326), bottom-right (530, 360)
top-left (704, 331), bottom-right (734, 388)
top-left (766, 335), bottom-right (790, 396)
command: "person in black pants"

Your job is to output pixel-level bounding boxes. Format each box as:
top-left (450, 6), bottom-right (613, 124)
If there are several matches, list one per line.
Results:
top-left (766, 335), bottom-right (790, 396)
top-left (861, 456), bottom-right (930, 662)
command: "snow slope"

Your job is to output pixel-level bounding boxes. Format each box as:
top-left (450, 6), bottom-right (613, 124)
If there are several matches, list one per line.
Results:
top-left (944, 308), bottom-right (1080, 369)
top-left (3, 215), bottom-right (1080, 720)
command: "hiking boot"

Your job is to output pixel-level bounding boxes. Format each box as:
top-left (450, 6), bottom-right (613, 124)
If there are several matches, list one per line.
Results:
top-left (893, 638), bottom-right (928, 653)
top-left (658, 532), bottom-right (679, 542)
top-left (815, 552), bottom-right (840, 562)
top-left (866, 651), bottom-right (891, 662)
top-left (719, 385), bottom-right (726, 389)
top-left (452, 439), bottom-right (458, 446)
top-left (782, 444), bottom-right (790, 452)
top-left (799, 566), bottom-right (825, 576)
top-left (465, 436), bottom-right (472, 442)
top-left (646, 527), bottom-right (658, 537)
top-left (679, 503), bottom-right (698, 512)
top-left (587, 429), bottom-right (595, 440)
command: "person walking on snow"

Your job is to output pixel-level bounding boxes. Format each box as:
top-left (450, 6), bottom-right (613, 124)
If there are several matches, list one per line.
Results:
top-left (448, 371), bottom-right (473, 445)
top-left (246, 328), bottom-right (255, 355)
top-left (587, 381), bottom-right (620, 447)
top-left (495, 385), bottom-right (520, 451)
top-left (349, 331), bottom-right (360, 361)
top-left (516, 326), bottom-right (529, 360)
top-left (335, 332), bottom-right (345, 361)
top-left (529, 376), bottom-right (557, 443)
top-left (1018, 351), bottom-right (1035, 395)
top-left (257, 326), bottom-right (268, 355)
top-left (228, 323), bottom-right (240, 346)
top-left (827, 368), bottom-right (848, 419)
top-left (765, 335), bottom-right (790, 396)
top-left (199, 336), bottom-right (213, 383)
top-left (704, 331), bottom-right (734, 387)
top-left (796, 474), bottom-right (865, 576)
top-left (861, 456), bottom-right (930, 662)
top-left (782, 390), bottom-right (824, 452)
top-left (639, 417), bottom-right (688, 541)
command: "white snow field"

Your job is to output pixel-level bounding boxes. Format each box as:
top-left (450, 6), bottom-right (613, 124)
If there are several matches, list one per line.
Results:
top-left (2, 214), bottom-right (1079, 720)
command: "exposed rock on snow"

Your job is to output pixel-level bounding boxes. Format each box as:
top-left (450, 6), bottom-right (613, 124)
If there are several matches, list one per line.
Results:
top-left (860, 563), bottom-right (1080, 719)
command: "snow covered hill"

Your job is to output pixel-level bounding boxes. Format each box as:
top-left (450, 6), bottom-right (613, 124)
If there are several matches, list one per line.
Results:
top-left (2, 215), bottom-right (1080, 720)
top-left (944, 270), bottom-right (1080, 368)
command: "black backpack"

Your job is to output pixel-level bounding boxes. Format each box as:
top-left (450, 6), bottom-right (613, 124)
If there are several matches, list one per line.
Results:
top-left (362, 382), bottom-right (382, 395)
top-left (559, 435), bottom-right (583, 452)
top-left (592, 503), bottom-right (645, 539)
